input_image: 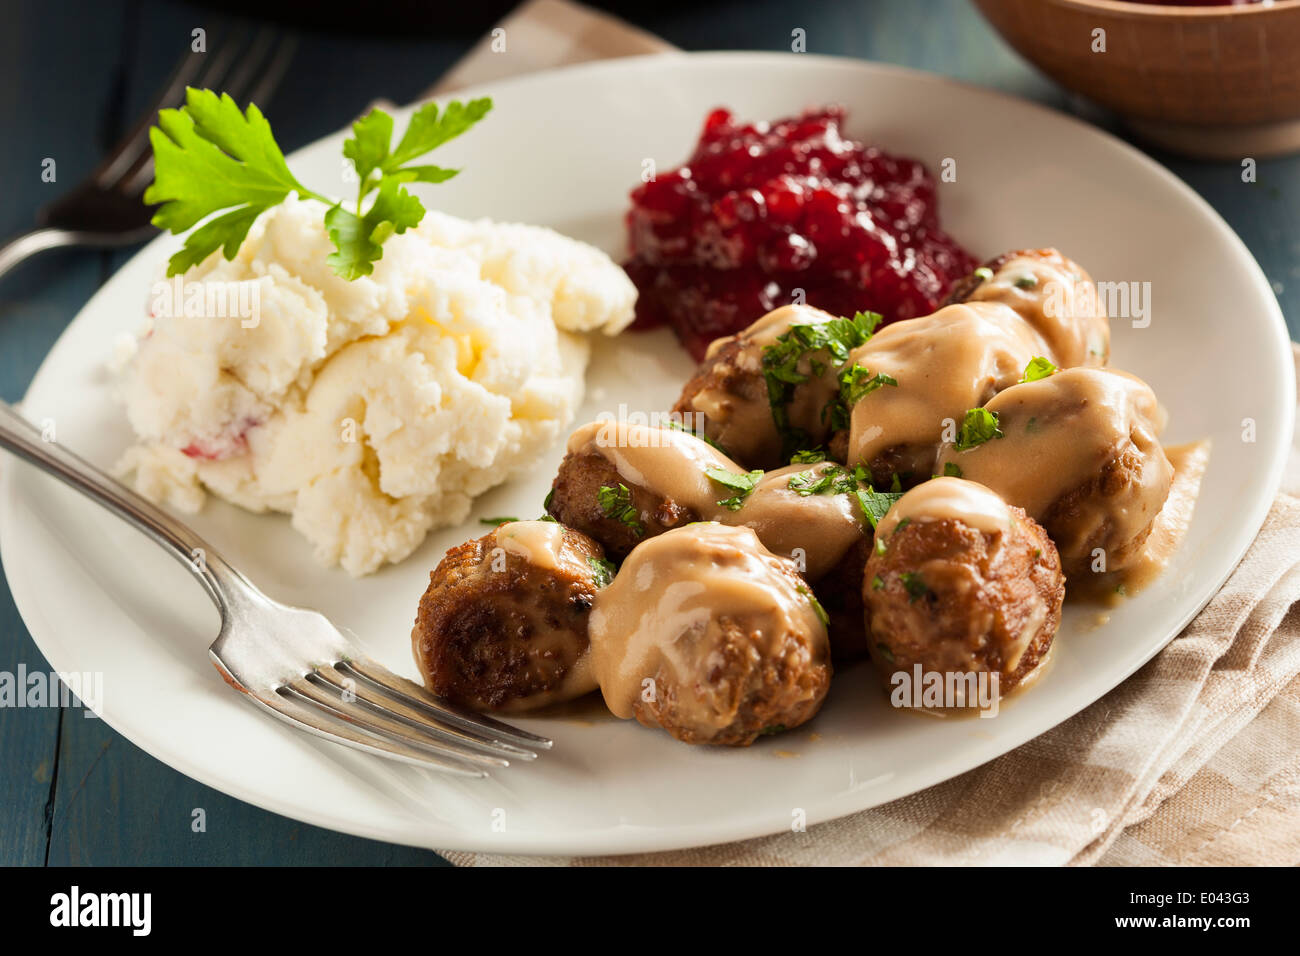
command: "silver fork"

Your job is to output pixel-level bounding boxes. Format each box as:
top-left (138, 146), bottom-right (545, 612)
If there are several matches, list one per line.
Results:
top-left (0, 26), bottom-right (297, 282)
top-left (0, 399), bottom-right (550, 776)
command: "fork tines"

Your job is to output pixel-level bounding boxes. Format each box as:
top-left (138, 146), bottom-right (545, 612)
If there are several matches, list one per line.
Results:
top-left (212, 652), bottom-right (551, 778)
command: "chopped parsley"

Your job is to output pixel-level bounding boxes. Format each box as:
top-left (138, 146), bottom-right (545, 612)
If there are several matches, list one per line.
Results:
top-left (1013, 274), bottom-right (1038, 289)
top-left (900, 571), bottom-right (930, 603)
top-left (827, 363), bottom-right (897, 431)
top-left (705, 467), bottom-right (764, 511)
top-left (597, 483), bottom-right (643, 536)
top-left (893, 517), bottom-right (911, 535)
top-left (761, 310), bottom-right (880, 455)
top-left (789, 448), bottom-right (828, 464)
top-left (588, 555), bottom-right (616, 589)
top-left (543, 487), bottom-right (555, 511)
top-left (759, 724), bottom-right (787, 736)
top-left (797, 584), bottom-right (830, 628)
top-left (1020, 356), bottom-right (1058, 383)
top-left (954, 407), bottom-right (1004, 451)
top-left (874, 535), bottom-right (888, 556)
top-left (855, 485), bottom-right (903, 530)
top-left (875, 643), bottom-right (896, 664)
top-left (973, 266), bottom-right (994, 283)
top-left (479, 516), bottom-right (518, 525)
top-left (943, 462), bottom-right (963, 478)
top-left (871, 574), bottom-right (884, 591)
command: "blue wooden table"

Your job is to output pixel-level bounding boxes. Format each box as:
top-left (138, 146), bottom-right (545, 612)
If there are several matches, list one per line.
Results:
top-left (2, 0), bottom-right (1296, 866)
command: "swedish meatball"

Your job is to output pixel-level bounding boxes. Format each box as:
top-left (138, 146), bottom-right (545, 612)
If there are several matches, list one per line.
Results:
top-left (412, 520), bottom-right (609, 713)
top-left (946, 248), bottom-right (1110, 368)
top-left (934, 367), bottom-right (1172, 577)
top-left (672, 304), bottom-right (856, 469)
top-left (546, 420), bottom-right (723, 559)
top-left (548, 422), bottom-right (866, 579)
top-left (832, 302), bottom-right (1049, 485)
top-left (865, 478), bottom-right (1064, 696)
top-left (589, 523), bottom-right (831, 745)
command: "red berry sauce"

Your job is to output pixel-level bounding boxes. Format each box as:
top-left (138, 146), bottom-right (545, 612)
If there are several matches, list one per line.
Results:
top-left (624, 106), bottom-right (978, 360)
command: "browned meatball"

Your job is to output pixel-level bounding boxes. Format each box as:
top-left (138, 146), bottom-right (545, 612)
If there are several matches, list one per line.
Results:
top-left (547, 447), bottom-right (699, 560)
top-left (672, 304), bottom-right (851, 469)
top-left (934, 367), bottom-right (1171, 578)
top-left (945, 247), bottom-right (1110, 368)
top-left (864, 478), bottom-right (1064, 698)
top-left (1042, 445), bottom-right (1159, 577)
top-left (589, 523), bottom-right (832, 745)
top-left (411, 520), bottom-right (609, 713)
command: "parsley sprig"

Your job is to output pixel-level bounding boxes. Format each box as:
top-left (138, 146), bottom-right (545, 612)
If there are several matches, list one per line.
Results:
top-left (145, 88), bottom-right (492, 280)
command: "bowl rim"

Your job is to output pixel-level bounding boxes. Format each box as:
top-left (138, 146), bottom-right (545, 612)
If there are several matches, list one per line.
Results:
top-left (1031, 0), bottom-right (1300, 18)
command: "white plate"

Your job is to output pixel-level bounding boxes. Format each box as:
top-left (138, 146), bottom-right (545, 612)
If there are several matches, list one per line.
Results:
top-left (2, 53), bottom-right (1293, 857)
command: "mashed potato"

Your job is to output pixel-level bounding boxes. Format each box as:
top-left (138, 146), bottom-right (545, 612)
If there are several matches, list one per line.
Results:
top-left (115, 198), bottom-right (635, 575)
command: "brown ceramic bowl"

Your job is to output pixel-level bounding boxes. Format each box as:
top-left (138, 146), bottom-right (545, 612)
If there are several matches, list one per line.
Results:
top-left (972, 0), bottom-right (1300, 158)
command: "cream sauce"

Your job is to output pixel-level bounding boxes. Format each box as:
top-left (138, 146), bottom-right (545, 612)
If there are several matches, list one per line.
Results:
top-left (1074, 439), bottom-right (1210, 602)
top-left (934, 367), bottom-right (1172, 571)
top-left (876, 476), bottom-right (1013, 539)
top-left (568, 421), bottom-right (865, 579)
top-left (963, 252), bottom-right (1110, 367)
top-left (588, 523), bottom-right (827, 726)
top-left (495, 519), bottom-right (572, 573)
top-left (846, 302), bottom-right (1049, 468)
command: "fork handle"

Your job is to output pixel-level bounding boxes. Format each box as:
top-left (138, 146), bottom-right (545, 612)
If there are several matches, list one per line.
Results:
top-left (0, 228), bottom-right (83, 282)
top-left (0, 399), bottom-right (253, 615)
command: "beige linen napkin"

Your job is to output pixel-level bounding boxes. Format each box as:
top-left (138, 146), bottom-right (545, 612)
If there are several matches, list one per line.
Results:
top-left (432, 0), bottom-right (1300, 866)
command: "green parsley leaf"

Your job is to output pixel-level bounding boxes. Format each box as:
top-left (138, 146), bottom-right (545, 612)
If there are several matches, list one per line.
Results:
top-left (1014, 274), bottom-right (1038, 289)
top-left (943, 462), bottom-right (963, 478)
top-left (1020, 356), bottom-right (1058, 383)
top-left (854, 486), bottom-right (903, 529)
top-left (954, 407), bottom-right (1004, 451)
top-left (147, 88), bottom-right (491, 281)
top-left (871, 574), bottom-right (884, 590)
top-left (797, 584), bottom-right (830, 628)
top-left (597, 483), bottom-right (644, 536)
top-left (789, 448), bottom-right (827, 464)
top-left (145, 89), bottom-right (320, 277)
top-left (827, 363), bottom-right (897, 430)
top-left (323, 177), bottom-right (425, 280)
top-left (875, 643), bottom-right (896, 663)
top-left (761, 310), bottom-right (880, 456)
top-left (543, 487), bottom-right (555, 511)
top-left (759, 724), bottom-right (787, 736)
top-left (900, 571), bottom-right (930, 602)
top-left (973, 266), bottom-right (993, 282)
top-left (588, 555), bottom-right (616, 589)
top-left (705, 467), bottom-right (764, 511)
top-left (479, 516), bottom-right (518, 526)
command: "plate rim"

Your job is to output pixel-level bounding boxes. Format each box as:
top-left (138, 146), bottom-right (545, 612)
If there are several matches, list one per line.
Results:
top-left (1, 49), bottom-right (1293, 857)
